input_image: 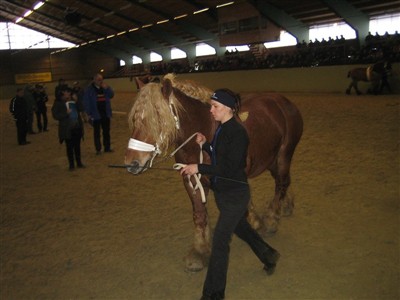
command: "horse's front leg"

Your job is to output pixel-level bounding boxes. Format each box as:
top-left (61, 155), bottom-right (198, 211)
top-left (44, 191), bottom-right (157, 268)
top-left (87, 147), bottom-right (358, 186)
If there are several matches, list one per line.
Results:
top-left (182, 176), bottom-right (211, 272)
top-left (346, 81), bottom-right (353, 94)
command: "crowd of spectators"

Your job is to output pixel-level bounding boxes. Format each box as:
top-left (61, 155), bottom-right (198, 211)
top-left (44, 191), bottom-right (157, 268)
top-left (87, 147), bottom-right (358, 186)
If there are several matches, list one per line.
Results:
top-left (120, 31), bottom-right (399, 77)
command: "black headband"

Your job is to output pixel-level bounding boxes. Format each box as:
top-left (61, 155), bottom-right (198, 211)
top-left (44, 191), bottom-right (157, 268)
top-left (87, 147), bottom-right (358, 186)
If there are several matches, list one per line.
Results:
top-left (210, 90), bottom-right (236, 109)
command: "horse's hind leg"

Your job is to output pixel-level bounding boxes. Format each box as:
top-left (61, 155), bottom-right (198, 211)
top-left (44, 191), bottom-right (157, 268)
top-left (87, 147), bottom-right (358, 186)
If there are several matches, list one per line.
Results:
top-left (263, 149), bottom-right (293, 233)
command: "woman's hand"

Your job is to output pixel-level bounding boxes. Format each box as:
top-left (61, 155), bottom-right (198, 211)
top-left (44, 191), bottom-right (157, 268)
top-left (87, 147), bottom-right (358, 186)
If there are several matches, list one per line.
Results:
top-left (180, 164), bottom-right (198, 176)
top-left (196, 133), bottom-right (206, 145)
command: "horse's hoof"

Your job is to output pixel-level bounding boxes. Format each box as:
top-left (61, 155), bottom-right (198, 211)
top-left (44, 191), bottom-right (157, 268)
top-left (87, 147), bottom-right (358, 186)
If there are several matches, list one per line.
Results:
top-left (262, 214), bottom-right (279, 234)
top-left (184, 249), bottom-right (206, 272)
top-left (281, 204), bottom-right (293, 217)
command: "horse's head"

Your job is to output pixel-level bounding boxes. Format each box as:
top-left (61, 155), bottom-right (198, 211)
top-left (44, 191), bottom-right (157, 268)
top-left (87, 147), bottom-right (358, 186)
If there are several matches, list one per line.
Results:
top-left (125, 76), bottom-right (180, 175)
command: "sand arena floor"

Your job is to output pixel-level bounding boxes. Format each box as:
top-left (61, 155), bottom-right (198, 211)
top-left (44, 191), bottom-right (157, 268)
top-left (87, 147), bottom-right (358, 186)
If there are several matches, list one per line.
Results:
top-left (0, 91), bottom-right (399, 300)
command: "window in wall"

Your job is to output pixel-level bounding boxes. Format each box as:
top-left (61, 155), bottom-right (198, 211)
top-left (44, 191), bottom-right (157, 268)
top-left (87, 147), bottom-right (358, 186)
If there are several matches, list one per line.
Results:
top-left (369, 13), bottom-right (400, 35)
top-left (0, 23), bottom-right (10, 49)
top-left (171, 47), bottom-right (187, 59)
top-left (150, 51), bottom-right (162, 62)
top-left (309, 22), bottom-right (356, 42)
top-left (264, 31), bottom-right (297, 48)
top-left (196, 43), bottom-right (216, 56)
top-left (0, 22), bottom-right (75, 50)
top-left (225, 45), bottom-right (250, 52)
top-left (132, 55), bottom-right (143, 64)
top-left (120, 60), bottom-right (126, 66)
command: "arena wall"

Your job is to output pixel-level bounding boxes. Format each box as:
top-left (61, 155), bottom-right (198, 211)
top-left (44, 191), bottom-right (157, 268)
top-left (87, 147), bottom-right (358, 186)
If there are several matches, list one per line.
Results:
top-left (1, 64), bottom-right (398, 100)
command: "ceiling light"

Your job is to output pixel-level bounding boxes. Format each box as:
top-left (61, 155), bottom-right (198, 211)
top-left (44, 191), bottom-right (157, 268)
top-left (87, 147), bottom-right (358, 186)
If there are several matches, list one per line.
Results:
top-left (193, 8), bottom-right (209, 14)
top-left (15, 17), bottom-right (23, 23)
top-left (33, 2), bottom-right (44, 10)
top-left (24, 10), bottom-right (33, 17)
top-left (142, 24), bottom-right (153, 28)
top-left (216, 2), bottom-right (234, 8)
top-left (174, 14), bottom-right (188, 20)
top-left (157, 19), bottom-right (169, 24)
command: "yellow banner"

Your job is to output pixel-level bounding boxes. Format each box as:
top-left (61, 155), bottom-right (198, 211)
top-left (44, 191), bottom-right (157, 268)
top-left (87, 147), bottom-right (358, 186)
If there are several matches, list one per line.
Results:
top-left (15, 72), bottom-right (52, 84)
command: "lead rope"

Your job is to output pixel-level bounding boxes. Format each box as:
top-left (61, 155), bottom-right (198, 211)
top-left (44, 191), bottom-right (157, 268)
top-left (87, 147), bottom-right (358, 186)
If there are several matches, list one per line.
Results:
top-left (169, 133), bottom-right (206, 203)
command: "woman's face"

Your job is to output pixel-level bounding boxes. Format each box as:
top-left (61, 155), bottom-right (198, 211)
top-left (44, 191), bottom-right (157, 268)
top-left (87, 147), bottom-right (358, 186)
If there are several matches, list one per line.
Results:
top-left (210, 100), bottom-right (232, 123)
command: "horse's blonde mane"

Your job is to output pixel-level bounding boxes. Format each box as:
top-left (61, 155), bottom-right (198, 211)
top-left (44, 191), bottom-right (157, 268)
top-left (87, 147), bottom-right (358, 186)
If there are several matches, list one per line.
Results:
top-left (127, 74), bottom-right (212, 154)
top-left (164, 73), bottom-right (213, 103)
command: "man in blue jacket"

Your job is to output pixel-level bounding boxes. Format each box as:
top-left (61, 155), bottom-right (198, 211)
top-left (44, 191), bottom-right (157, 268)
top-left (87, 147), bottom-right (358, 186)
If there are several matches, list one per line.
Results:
top-left (83, 73), bottom-right (114, 155)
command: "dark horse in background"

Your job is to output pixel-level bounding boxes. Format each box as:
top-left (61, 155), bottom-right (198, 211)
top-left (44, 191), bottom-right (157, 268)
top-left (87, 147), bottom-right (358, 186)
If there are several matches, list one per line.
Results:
top-left (346, 61), bottom-right (387, 95)
top-left (124, 74), bottom-right (303, 272)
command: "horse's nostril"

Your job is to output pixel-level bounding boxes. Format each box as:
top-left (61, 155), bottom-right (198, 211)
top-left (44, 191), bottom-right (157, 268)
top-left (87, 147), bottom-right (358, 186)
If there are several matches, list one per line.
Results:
top-left (127, 160), bottom-right (141, 175)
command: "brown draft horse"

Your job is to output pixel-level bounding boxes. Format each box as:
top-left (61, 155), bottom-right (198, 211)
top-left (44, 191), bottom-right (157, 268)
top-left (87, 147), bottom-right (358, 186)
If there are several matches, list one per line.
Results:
top-left (124, 74), bottom-right (303, 272)
top-left (346, 61), bottom-right (386, 95)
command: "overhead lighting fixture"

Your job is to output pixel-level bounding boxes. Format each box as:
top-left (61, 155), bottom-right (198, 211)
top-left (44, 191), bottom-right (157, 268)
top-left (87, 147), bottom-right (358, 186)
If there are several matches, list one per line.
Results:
top-left (157, 19), bottom-right (169, 24)
top-left (193, 8), bottom-right (209, 14)
top-left (216, 2), bottom-right (234, 8)
top-left (174, 14), bottom-right (188, 20)
top-left (33, 2), bottom-right (45, 10)
top-left (129, 27), bottom-right (139, 32)
top-left (120, 4), bottom-right (131, 10)
top-left (15, 1), bottom-right (46, 23)
top-left (107, 34), bottom-right (115, 39)
top-left (24, 10), bottom-right (33, 17)
top-left (142, 24), bottom-right (153, 28)
top-left (117, 31), bottom-right (126, 35)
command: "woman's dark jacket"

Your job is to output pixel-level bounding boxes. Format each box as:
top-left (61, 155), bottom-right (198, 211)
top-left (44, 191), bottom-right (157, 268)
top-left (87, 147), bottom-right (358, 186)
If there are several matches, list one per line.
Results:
top-left (51, 98), bottom-right (84, 143)
top-left (198, 117), bottom-right (249, 192)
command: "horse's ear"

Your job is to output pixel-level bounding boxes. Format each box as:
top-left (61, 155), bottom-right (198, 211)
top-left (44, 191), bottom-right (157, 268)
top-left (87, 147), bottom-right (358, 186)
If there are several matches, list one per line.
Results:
top-left (161, 78), bottom-right (173, 100)
top-left (134, 77), bottom-right (146, 90)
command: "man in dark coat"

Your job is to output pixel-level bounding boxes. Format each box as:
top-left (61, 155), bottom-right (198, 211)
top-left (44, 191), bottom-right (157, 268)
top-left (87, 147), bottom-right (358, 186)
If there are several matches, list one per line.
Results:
top-left (9, 88), bottom-right (30, 145)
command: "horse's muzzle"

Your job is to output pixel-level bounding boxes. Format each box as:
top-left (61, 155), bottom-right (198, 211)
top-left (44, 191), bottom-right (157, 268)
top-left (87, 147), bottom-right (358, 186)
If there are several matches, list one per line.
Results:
top-left (127, 160), bottom-right (142, 175)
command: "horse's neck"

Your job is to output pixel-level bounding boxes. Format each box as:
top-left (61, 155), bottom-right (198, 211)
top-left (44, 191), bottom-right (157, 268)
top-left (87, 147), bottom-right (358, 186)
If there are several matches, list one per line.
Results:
top-left (174, 88), bottom-right (217, 143)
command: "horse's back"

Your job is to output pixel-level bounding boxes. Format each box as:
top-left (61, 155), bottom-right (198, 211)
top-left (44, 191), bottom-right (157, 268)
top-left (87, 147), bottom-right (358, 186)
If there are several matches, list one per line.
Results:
top-left (239, 93), bottom-right (303, 176)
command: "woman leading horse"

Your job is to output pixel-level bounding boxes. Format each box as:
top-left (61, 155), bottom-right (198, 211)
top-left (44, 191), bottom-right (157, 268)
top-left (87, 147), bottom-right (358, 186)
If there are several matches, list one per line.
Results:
top-left (124, 74), bottom-right (303, 272)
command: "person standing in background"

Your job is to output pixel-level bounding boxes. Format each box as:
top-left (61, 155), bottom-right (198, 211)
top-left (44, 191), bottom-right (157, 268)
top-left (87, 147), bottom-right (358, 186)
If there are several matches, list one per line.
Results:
top-left (24, 84), bottom-right (36, 134)
top-left (33, 84), bottom-right (49, 132)
top-left (83, 73), bottom-right (114, 155)
top-left (52, 86), bottom-right (85, 171)
top-left (9, 88), bottom-right (30, 145)
top-left (72, 81), bottom-right (88, 123)
top-left (55, 78), bottom-right (68, 99)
